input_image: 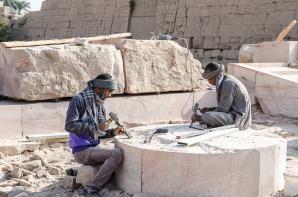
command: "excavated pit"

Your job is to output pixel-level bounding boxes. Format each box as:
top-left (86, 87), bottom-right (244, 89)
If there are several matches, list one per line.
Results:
top-left (115, 124), bottom-right (287, 197)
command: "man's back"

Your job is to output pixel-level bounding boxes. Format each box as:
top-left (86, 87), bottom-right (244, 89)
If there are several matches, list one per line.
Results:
top-left (220, 75), bottom-right (251, 129)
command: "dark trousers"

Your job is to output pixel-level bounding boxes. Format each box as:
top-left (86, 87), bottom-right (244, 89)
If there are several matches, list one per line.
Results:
top-left (74, 147), bottom-right (123, 190)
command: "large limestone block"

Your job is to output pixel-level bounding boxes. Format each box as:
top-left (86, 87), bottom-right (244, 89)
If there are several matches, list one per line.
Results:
top-left (227, 63), bottom-right (289, 105)
top-left (253, 41), bottom-right (298, 63)
top-left (0, 44), bottom-right (124, 101)
top-left (255, 70), bottom-right (298, 118)
top-left (228, 63), bottom-right (298, 118)
top-left (109, 39), bottom-right (206, 94)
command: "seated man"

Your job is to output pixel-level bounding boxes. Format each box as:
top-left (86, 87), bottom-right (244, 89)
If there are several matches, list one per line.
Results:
top-left (65, 73), bottom-right (123, 194)
top-left (192, 62), bottom-right (251, 130)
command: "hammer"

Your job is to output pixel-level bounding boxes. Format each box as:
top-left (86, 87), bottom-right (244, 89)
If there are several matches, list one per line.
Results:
top-left (109, 112), bottom-right (131, 139)
top-left (190, 102), bottom-right (200, 127)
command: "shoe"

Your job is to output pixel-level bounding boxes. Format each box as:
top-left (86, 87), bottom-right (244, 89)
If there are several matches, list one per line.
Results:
top-left (65, 168), bottom-right (78, 176)
top-left (84, 186), bottom-right (99, 194)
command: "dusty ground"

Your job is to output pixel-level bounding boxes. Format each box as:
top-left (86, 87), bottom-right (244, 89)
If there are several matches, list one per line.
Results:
top-left (0, 108), bottom-right (297, 197)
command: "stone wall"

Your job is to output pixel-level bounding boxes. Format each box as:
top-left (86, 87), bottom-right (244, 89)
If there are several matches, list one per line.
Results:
top-left (11, 0), bottom-right (132, 40)
top-left (10, 0), bottom-right (298, 65)
top-left (155, 0), bottom-right (298, 65)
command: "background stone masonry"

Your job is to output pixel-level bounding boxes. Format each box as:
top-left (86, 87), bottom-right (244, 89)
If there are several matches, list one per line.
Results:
top-left (9, 0), bottom-right (298, 65)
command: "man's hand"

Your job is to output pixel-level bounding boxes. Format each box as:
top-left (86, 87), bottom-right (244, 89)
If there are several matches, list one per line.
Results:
top-left (191, 114), bottom-right (202, 122)
top-left (200, 107), bottom-right (209, 113)
top-left (113, 127), bottom-right (124, 136)
top-left (99, 122), bottom-right (109, 131)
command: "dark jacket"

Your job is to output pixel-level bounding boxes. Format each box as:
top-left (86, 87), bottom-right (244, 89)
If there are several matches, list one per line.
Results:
top-left (65, 94), bottom-right (114, 153)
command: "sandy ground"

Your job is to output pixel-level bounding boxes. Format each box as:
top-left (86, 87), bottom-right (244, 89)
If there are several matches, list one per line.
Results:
top-left (0, 108), bottom-right (297, 197)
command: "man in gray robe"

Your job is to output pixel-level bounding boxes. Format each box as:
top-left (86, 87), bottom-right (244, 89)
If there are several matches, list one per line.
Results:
top-left (191, 62), bottom-right (251, 130)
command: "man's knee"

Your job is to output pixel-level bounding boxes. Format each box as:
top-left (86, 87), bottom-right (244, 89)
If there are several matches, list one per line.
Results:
top-left (202, 112), bottom-right (214, 125)
top-left (111, 148), bottom-right (123, 164)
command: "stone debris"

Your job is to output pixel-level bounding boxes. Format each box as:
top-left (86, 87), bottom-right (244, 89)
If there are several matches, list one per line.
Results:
top-left (0, 160), bottom-right (13, 171)
top-left (0, 180), bottom-right (18, 187)
top-left (9, 178), bottom-right (31, 187)
top-left (0, 186), bottom-right (14, 197)
top-left (0, 151), bottom-right (5, 159)
top-left (22, 175), bottom-right (34, 183)
top-left (21, 160), bottom-right (42, 171)
top-left (33, 166), bottom-right (52, 179)
top-left (47, 166), bottom-right (62, 176)
top-left (29, 154), bottom-right (48, 167)
top-left (0, 171), bottom-right (7, 182)
top-left (9, 167), bottom-right (23, 179)
top-left (0, 140), bottom-right (40, 156)
top-left (21, 168), bottom-right (36, 176)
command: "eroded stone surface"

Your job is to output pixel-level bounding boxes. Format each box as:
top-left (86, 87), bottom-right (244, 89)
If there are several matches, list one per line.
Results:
top-left (113, 39), bottom-right (206, 94)
top-left (115, 124), bottom-right (287, 197)
top-left (0, 44), bottom-right (124, 100)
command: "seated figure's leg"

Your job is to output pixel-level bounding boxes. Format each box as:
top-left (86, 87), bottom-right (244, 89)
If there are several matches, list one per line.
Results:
top-left (74, 147), bottom-right (123, 190)
top-left (202, 111), bottom-right (234, 128)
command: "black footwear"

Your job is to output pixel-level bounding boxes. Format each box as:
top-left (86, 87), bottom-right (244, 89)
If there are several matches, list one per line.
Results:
top-left (84, 186), bottom-right (99, 194)
top-left (65, 168), bottom-right (78, 176)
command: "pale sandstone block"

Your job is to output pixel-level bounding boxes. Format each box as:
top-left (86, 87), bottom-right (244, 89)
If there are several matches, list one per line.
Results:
top-left (253, 41), bottom-right (298, 63)
top-left (105, 39), bottom-right (206, 94)
top-left (0, 44), bottom-right (125, 100)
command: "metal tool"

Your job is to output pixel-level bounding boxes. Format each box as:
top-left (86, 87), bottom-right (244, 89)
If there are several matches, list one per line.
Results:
top-left (150, 33), bottom-right (178, 40)
top-left (109, 112), bottom-right (131, 139)
top-left (190, 102), bottom-right (200, 127)
top-left (143, 128), bottom-right (169, 144)
top-left (157, 34), bottom-right (178, 40)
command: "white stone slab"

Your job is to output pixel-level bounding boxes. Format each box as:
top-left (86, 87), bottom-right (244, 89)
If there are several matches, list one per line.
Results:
top-left (227, 63), bottom-right (298, 114)
top-left (255, 71), bottom-right (298, 118)
top-left (253, 41), bottom-right (298, 63)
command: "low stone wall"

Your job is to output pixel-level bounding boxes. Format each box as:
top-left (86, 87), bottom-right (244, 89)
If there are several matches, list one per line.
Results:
top-left (0, 91), bottom-right (216, 138)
